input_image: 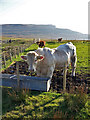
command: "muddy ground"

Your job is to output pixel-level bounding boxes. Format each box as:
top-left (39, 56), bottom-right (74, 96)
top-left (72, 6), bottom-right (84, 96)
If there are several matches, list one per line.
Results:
top-left (2, 61), bottom-right (90, 93)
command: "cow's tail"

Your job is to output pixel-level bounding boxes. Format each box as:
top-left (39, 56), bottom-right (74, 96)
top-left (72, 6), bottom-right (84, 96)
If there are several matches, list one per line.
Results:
top-left (71, 48), bottom-right (77, 67)
top-left (71, 48), bottom-right (77, 77)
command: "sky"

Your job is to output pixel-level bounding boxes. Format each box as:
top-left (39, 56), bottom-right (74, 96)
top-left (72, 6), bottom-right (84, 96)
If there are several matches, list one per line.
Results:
top-left (0, 0), bottom-right (89, 34)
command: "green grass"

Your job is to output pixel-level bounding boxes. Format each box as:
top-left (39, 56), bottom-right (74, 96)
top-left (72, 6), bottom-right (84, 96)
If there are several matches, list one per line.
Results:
top-left (74, 41), bottom-right (89, 74)
top-left (2, 40), bottom-right (90, 119)
top-left (25, 43), bottom-right (38, 52)
top-left (2, 87), bottom-right (89, 119)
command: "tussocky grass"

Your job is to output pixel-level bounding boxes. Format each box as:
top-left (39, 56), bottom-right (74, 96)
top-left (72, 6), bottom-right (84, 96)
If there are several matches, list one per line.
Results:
top-left (2, 86), bottom-right (89, 120)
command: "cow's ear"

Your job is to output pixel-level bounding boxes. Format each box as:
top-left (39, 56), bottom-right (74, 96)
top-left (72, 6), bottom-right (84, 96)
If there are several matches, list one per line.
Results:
top-left (21, 55), bottom-right (27, 60)
top-left (37, 55), bottom-right (44, 60)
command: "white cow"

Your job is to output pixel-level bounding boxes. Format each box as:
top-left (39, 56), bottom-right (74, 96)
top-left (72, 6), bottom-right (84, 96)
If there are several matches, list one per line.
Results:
top-left (21, 42), bottom-right (77, 90)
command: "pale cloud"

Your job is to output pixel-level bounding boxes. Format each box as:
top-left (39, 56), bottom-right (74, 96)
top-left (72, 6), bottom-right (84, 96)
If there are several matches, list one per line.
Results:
top-left (0, 0), bottom-right (89, 34)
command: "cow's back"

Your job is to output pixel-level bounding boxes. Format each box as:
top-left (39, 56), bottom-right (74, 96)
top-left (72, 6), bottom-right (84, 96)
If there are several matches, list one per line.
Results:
top-left (57, 42), bottom-right (76, 55)
top-left (54, 42), bottom-right (76, 68)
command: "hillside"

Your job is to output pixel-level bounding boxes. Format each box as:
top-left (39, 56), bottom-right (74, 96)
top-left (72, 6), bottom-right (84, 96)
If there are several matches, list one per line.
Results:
top-left (2, 24), bottom-right (87, 40)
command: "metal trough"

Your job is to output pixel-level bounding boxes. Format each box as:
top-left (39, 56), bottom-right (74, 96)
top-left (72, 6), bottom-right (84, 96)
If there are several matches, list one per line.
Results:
top-left (1, 74), bottom-right (51, 92)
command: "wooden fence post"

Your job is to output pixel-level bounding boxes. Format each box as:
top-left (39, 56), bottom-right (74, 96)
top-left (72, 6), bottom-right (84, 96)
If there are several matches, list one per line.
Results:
top-left (3, 53), bottom-right (6, 68)
top-left (21, 47), bottom-right (23, 53)
top-left (23, 46), bottom-right (25, 52)
top-left (14, 48), bottom-right (16, 58)
top-left (9, 49), bottom-right (12, 62)
top-left (19, 47), bottom-right (21, 53)
top-left (22, 46), bottom-right (24, 52)
top-left (16, 61), bottom-right (20, 88)
top-left (12, 48), bottom-right (15, 57)
top-left (0, 54), bottom-right (1, 72)
top-left (17, 47), bottom-right (19, 56)
top-left (24, 45), bottom-right (25, 49)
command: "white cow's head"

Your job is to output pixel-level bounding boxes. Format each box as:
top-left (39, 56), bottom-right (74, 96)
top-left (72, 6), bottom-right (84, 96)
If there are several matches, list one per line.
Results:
top-left (21, 51), bottom-right (44, 72)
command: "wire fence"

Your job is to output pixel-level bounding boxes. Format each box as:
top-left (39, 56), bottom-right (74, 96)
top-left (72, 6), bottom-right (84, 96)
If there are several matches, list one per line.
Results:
top-left (2, 41), bottom-right (34, 69)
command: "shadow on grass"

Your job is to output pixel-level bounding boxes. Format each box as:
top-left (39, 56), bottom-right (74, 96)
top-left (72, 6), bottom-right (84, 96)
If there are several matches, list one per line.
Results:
top-left (2, 85), bottom-right (89, 119)
top-left (2, 87), bottom-right (41, 115)
top-left (24, 94), bottom-right (62, 119)
top-left (2, 87), bottom-right (62, 119)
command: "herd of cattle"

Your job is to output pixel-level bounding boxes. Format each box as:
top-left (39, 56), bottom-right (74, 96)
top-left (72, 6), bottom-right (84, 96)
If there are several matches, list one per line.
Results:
top-left (2, 37), bottom-right (62, 46)
top-left (21, 41), bottom-right (77, 90)
top-left (33, 37), bottom-right (63, 48)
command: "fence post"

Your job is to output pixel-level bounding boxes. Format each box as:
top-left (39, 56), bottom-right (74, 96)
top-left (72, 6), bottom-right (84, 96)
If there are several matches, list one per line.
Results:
top-left (3, 53), bottom-right (6, 68)
top-left (14, 48), bottom-right (16, 58)
top-left (9, 49), bottom-right (12, 62)
top-left (19, 47), bottom-right (21, 53)
top-left (20, 47), bottom-right (22, 53)
top-left (23, 45), bottom-right (25, 52)
top-left (17, 47), bottom-right (19, 56)
top-left (16, 61), bottom-right (20, 88)
top-left (22, 46), bottom-right (24, 52)
top-left (24, 45), bottom-right (25, 49)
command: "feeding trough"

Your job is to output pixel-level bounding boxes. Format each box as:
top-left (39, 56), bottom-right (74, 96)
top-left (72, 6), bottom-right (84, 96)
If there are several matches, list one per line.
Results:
top-left (1, 74), bottom-right (51, 92)
top-left (1, 61), bottom-right (51, 92)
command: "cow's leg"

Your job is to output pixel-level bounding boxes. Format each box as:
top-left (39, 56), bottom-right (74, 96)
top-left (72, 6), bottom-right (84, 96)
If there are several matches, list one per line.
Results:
top-left (71, 55), bottom-right (77, 77)
top-left (72, 66), bottom-right (76, 77)
top-left (63, 65), bottom-right (67, 91)
top-left (47, 66), bottom-right (55, 80)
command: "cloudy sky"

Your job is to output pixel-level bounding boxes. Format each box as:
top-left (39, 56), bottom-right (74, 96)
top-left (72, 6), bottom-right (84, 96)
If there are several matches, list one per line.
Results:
top-left (0, 0), bottom-right (89, 34)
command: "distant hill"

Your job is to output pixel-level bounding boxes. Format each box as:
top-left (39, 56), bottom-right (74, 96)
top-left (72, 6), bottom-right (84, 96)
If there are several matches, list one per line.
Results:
top-left (2, 24), bottom-right (87, 40)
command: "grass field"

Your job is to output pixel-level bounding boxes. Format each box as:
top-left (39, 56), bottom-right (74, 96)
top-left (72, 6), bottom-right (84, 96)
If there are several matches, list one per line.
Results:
top-left (2, 39), bottom-right (90, 119)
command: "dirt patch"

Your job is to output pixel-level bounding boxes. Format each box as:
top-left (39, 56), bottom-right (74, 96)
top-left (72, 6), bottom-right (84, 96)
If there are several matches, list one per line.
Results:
top-left (51, 70), bottom-right (89, 93)
top-left (2, 61), bottom-right (90, 93)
